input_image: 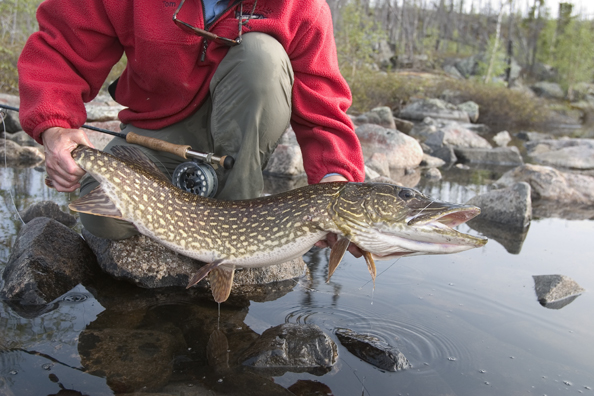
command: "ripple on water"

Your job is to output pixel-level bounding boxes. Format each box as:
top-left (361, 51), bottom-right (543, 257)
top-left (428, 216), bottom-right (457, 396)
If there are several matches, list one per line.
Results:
top-left (280, 299), bottom-right (474, 372)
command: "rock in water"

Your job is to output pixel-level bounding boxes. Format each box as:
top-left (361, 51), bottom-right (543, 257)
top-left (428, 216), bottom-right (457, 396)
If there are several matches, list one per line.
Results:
top-left (239, 323), bottom-right (337, 375)
top-left (0, 217), bottom-right (99, 306)
top-left (533, 275), bottom-right (585, 309)
top-left (335, 328), bottom-right (411, 372)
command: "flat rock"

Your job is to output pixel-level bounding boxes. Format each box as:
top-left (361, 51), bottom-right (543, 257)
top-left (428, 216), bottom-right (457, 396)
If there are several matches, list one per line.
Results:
top-left (82, 231), bottom-right (306, 299)
top-left (0, 218), bottom-right (99, 305)
top-left (525, 138), bottom-right (594, 170)
top-left (239, 323), bottom-right (337, 375)
top-left (454, 146), bottom-right (524, 166)
top-left (494, 164), bottom-right (594, 204)
top-left (19, 200), bottom-right (77, 227)
top-left (355, 123), bottom-right (424, 168)
top-left (466, 182), bottom-right (531, 230)
top-left (530, 81), bottom-right (565, 99)
top-left (335, 328), bottom-right (411, 372)
top-left (533, 275), bottom-right (585, 309)
top-left (399, 98), bottom-right (470, 122)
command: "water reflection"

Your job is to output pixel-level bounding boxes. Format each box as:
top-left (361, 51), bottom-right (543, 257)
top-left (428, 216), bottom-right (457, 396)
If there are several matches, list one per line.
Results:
top-left (1, 165), bottom-right (594, 395)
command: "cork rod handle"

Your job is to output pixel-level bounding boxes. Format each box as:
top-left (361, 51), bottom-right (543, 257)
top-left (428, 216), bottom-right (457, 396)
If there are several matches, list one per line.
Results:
top-left (125, 132), bottom-right (190, 159)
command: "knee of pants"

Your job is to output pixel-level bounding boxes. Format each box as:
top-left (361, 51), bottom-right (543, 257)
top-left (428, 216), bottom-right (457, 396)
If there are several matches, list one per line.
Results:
top-left (221, 32), bottom-right (294, 100)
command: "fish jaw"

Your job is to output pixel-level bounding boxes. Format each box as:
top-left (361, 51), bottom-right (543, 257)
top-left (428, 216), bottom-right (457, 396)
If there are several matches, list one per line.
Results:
top-left (352, 204), bottom-right (487, 258)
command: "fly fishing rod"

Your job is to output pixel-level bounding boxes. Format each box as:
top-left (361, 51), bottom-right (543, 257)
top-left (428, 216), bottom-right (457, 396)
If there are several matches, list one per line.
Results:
top-left (1, 103), bottom-right (234, 197)
top-left (0, 103), bottom-right (234, 169)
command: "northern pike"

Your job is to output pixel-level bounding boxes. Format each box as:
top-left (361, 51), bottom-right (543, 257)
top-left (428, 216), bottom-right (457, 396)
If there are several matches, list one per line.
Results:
top-left (69, 145), bottom-right (487, 302)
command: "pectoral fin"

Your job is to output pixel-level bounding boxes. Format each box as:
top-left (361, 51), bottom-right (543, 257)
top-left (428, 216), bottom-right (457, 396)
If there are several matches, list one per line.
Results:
top-left (363, 250), bottom-right (377, 288)
top-left (327, 236), bottom-right (351, 283)
top-left (68, 186), bottom-right (122, 218)
top-left (187, 259), bottom-right (224, 289)
top-left (209, 266), bottom-right (235, 303)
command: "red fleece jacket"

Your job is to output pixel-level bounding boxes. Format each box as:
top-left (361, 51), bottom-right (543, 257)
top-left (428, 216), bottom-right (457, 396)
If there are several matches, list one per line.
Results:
top-left (18, 0), bottom-right (365, 184)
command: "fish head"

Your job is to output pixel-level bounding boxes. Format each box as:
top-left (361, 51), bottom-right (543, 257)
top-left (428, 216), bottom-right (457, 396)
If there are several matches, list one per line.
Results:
top-left (331, 183), bottom-right (487, 258)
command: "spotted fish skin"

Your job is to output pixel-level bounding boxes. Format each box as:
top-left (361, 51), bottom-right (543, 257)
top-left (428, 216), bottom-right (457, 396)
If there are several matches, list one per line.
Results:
top-left (69, 145), bottom-right (487, 302)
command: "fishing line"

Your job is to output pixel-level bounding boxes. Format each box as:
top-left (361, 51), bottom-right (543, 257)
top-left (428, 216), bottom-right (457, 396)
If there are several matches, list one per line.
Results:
top-left (1, 109), bottom-right (25, 225)
top-left (358, 257), bottom-right (402, 290)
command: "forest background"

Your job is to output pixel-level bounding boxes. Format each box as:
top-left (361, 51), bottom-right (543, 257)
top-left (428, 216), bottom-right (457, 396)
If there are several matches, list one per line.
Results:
top-left (1, 0), bottom-right (593, 128)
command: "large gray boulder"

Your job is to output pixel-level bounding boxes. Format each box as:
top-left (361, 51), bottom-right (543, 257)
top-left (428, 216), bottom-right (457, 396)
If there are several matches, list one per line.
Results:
top-left (454, 146), bottom-right (524, 166)
top-left (530, 81), bottom-right (565, 100)
top-left (1, 217), bottom-right (99, 305)
top-left (82, 230), bottom-right (306, 301)
top-left (411, 118), bottom-right (492, 151)
top-left (494, 164), bottom-right (594, 204)
top-left (355, 123), bottom-right (424, 169)
top-left (354, 106), bottom-right (396, 129)
top-left (525, 138), bottom-right (594, 170)
top-left (399, 98), bottom-right (470, 122)
top-left (19, 201), bottom-right (77, 227)
top-left (467, 182), bottom-right (531, 230)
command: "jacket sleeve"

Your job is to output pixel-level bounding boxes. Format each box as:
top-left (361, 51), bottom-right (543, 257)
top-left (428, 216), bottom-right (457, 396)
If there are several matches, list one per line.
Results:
top-left (287, 3), bottom-right (365, 184)
top-left (18, 0), bottom-right (123, 143)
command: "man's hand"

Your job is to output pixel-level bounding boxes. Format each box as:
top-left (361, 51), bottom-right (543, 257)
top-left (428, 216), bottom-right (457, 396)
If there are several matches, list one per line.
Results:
top-left (315, 174), bottom-right (363, 258)
top-left (42, 127), bottom-right (94, 192)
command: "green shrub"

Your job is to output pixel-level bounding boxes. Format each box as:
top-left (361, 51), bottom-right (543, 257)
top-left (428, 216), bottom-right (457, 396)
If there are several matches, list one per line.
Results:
top-left (345, 68), bottom-right (552, 128)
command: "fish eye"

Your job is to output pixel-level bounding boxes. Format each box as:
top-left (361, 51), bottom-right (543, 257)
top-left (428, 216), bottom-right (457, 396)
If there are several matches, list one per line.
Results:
top-left (398, 188), bottom-right (415, 200)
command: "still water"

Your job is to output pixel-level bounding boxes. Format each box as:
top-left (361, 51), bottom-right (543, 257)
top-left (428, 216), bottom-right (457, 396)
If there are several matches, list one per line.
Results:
top-left (0, 165), bottom-right (593, 396)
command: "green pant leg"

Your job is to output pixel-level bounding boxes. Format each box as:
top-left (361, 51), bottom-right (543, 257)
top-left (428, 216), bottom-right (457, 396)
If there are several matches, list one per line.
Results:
top-left (210, 32), bottom-right (294, 200)
top-left (79, 102), bottom-right (213, 240)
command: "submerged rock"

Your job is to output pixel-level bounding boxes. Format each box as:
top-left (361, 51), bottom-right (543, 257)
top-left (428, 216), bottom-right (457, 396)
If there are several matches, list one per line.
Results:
top-left (335, 328), bottom-right (411, 372)
top-left (533, 275), bottom-right (585, 309)
top-left (78, 328), bottom-right (183, 393)
top-left (0, 218), bottom-right (99, 306)
top-left (239, 323), bottom-right (337, 375)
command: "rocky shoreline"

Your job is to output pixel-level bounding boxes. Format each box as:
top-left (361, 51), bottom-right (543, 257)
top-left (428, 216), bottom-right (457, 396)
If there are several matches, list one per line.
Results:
top-left (0, 90), bottom-right (590, 383)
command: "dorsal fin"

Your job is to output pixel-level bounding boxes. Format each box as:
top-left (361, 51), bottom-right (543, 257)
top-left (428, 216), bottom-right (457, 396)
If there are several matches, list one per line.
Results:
top-left (68, 186), bottom-right (123, 218)
top-left (110, 146), bottom-right (170, 182)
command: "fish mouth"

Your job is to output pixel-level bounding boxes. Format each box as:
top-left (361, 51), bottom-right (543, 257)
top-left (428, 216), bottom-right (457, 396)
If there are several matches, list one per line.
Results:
top-left (407, 204), bottom-right (482, 228)
top-left (369, 203), bottom-right (487, 259)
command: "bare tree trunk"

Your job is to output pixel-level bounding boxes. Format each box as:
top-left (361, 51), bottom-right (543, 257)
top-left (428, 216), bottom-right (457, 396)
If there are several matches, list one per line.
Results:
top-left (484, 1), bottom-right (504, 83)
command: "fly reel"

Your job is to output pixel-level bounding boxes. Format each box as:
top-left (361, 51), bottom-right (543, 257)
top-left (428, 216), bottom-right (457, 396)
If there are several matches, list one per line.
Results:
top-left (172, 161), bottom-right (218, 198)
